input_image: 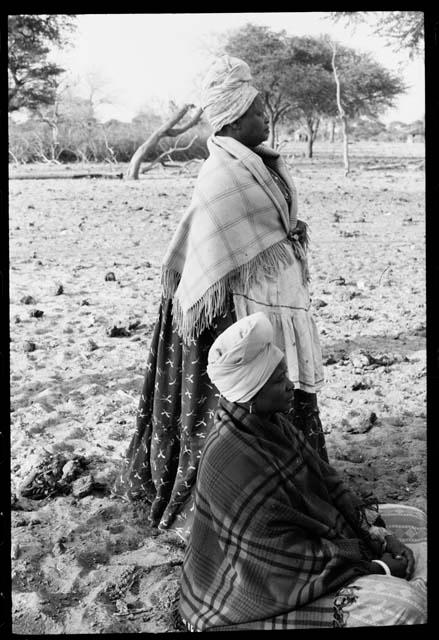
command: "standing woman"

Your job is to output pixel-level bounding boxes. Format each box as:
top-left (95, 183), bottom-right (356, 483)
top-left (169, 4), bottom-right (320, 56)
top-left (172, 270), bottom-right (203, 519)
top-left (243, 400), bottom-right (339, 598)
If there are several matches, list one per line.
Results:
top-left (117, 55), bottom-right (327, 541)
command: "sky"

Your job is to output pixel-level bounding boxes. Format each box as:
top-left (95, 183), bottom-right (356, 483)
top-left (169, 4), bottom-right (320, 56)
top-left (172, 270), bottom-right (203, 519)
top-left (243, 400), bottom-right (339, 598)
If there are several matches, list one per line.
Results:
top-left (51, 12), bottom-right (425, 124)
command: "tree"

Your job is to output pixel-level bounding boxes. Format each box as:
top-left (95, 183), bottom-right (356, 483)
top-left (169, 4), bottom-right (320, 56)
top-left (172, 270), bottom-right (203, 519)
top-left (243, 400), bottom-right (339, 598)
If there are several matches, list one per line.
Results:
top-left (131, 107), bottom-right (163, 134)
top-left (25, 83), bottom-right (115, 164)
top-left (350, 118), bottom-right (386, 141)
top-left (285, 36), bottom-right (404, 158)
top-left (330, 42), bottom-right (350, 174)
top-left (325, 37), bottom-right (405, 167)
top-left (328, 12), bottom-right (424, 58)
top-left (8, 14), bottom-right (76, 113)
top-left (223, 24), bottom-right (296, 148)
top-left (9, 117), bottom-right (48, 164)
top-left (286, 66), bottom-right (334, 157)
top-left (323, 116), bottom-right (337, 143)
top-left (126, 103), bottom-right (202, 179)
top-left (222, 27), bottom-right (404, 157)
top-left (281, 36), bottom-right (338, 157)
top-left (335, 52), bottom-right (405, 119)
top-left (34, 90), bottom-right (64, 163)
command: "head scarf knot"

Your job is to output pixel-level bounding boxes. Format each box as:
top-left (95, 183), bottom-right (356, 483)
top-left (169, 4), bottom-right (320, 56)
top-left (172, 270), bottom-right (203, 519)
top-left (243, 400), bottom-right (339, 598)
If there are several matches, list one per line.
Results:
top-left (207, 312), bottom-right (284, 403)
top-left (201, 55), bottom-right (259, 133)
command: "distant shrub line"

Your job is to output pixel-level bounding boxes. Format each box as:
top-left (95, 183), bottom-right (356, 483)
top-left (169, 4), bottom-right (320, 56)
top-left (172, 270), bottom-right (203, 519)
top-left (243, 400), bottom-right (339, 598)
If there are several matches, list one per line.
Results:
top-left (9, 115), bottom-right (423, 165)
top-left (8, 117), bottom-right (211, 165)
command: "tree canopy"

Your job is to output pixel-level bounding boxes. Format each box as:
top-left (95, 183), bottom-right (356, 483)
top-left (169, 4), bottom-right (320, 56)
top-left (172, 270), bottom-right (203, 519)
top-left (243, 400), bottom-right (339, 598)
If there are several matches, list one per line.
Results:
top-left (328, 43), bottom-right (406, 120)
top-left (222, 25), bottom-right (405, 154)
top-left (223, 24), bottom-right (294, 146)
top-left (8, 14), bottom-right (76, 113)
top-left (329, 11), bottom-right (424, 58)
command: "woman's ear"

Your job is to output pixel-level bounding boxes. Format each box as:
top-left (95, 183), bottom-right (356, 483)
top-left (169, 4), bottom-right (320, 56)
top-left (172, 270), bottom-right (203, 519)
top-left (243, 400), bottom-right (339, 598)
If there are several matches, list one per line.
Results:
top-left (229, 118), bottom-right (242, 131)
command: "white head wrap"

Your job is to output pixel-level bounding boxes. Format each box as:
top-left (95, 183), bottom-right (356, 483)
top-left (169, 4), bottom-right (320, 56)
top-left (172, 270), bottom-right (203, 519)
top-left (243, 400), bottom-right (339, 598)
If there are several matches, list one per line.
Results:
top-left (207, 312), bottom-right (284, 403)
top-left (201, 55), bottom-right (260, 133)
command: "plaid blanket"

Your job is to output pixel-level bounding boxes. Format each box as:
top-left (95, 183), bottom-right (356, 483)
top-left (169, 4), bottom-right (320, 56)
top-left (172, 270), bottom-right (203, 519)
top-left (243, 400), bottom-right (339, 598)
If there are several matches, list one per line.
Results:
top-left (162, 135), bottom-right (307, 341)
top-left (179, 398), bottom-right (382, 630)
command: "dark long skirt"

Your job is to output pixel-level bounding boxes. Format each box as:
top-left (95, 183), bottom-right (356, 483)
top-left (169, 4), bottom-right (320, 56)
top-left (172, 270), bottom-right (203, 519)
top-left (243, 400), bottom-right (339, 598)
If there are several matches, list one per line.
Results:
top-left (115, 298), bottom-right (235, 539)
top-left (292, 389), bottom-right (329, 463)
top-left (117, 298), bottom-right (328, 540)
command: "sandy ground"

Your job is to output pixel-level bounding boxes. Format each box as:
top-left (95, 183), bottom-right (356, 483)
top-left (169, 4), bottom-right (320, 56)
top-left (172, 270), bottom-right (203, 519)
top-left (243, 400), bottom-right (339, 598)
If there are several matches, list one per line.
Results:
top-left (9, 142), bottom-right (426, 633)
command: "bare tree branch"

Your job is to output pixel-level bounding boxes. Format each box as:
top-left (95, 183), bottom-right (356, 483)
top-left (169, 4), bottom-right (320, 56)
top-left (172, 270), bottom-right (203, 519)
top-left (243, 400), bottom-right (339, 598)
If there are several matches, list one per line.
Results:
top-left (141, 134), bottom-right (198, 173)
top-left (126, 104), bottom-right (202, 180)
top-left (9, 149), bottom-right (20, 165)
top-left (167, 107), bottom-right (203, 136)
top-left (278, 104), bottom-right (293, 118)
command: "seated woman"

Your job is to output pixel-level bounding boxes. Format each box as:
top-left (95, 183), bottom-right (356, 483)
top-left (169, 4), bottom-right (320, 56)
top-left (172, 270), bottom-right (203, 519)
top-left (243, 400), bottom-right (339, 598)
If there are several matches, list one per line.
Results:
top-left (179, 312), bottom-right (427, 629)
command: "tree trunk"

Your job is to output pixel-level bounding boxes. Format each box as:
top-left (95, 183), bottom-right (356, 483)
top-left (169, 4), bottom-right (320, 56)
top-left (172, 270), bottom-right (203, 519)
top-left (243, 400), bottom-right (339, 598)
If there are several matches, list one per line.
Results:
top-left (267, 112), bottom-right (278, 148)
top-left (340, 116), bottom-right (349, 172)
top-left (305, 118), bottom-right (319, 158)
top-left (38, 116), bottom-right (59, 163)
top-left (330, 42), bottom-right (350, 175)
top-left (126, 104), bottom-right (202, 180)
top-left (306, 127), bottom-right (313, 158)
top-left (264, 94), bottom-right (289, 150)
top-left (329, 118), bottom-right (335, 143)
top-left (38, 99), bottom-right (61, 163)
top-left (265, 97), bottom-right (276, 149)
top-left (267, 128), bottom-right (275, 149)
top-left (49, 123), bottom-right (58, 161)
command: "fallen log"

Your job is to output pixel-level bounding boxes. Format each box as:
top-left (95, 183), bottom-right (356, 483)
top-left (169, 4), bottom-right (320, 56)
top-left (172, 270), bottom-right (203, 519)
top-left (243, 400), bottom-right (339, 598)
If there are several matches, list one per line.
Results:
top-left (9, 172), bottom-right (124, 180)
top-left (360, 164), bottom-right (407, 171)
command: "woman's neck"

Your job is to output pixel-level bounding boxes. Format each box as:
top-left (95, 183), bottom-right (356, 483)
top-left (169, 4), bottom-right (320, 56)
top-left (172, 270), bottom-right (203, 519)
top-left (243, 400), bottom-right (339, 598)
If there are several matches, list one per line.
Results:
top-left (234, 400), bottom-right (275, 419)
top-left (215, 131), bottom-right (250, 148)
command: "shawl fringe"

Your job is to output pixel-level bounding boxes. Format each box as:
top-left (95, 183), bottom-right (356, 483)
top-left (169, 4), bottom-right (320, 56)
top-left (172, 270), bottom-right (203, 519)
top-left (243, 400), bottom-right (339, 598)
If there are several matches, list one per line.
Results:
top-left (162, 239), bottom-right (293, 342)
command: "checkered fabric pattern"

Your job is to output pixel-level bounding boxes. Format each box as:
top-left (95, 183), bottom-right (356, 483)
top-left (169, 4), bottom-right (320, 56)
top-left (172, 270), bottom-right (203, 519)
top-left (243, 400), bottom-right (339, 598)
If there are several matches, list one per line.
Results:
top-left (179, 398), bottom-right (382, 630)
top-left (161, 135), bottom-right (303, 341)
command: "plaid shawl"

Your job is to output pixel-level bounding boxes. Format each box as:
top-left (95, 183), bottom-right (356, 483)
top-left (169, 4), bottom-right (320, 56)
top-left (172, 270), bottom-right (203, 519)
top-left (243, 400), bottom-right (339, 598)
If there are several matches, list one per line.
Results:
top-left (161, 135), bottom-right (308, 342)
top-left (179, 398), bottom-right (381, 630)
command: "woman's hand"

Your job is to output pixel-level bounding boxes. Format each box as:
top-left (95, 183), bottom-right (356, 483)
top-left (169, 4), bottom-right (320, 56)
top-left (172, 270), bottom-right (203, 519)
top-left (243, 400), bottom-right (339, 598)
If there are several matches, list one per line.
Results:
top-left (368, 536), bottom-right (385, 557)
top-left (380, 552), bottom-right (409, 579)
top-left (290, 219), bottom-right (307, 244)
top-left (384, 535), bottom-right (415, 579)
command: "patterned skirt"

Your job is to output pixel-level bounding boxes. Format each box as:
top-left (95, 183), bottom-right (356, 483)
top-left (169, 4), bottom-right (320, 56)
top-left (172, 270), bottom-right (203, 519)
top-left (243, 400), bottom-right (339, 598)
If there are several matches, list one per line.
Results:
top-left (116, 297), bottom-right (328, 540)
top-left (115, 298), bottom-right (235, 540)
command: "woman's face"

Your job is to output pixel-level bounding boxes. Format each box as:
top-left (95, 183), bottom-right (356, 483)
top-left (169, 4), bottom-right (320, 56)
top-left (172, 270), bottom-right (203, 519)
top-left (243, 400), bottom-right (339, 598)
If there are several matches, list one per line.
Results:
top-left (233, 94), bottom-right (270, 147)
top-left (253, 359), bottom-right (294, 416)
